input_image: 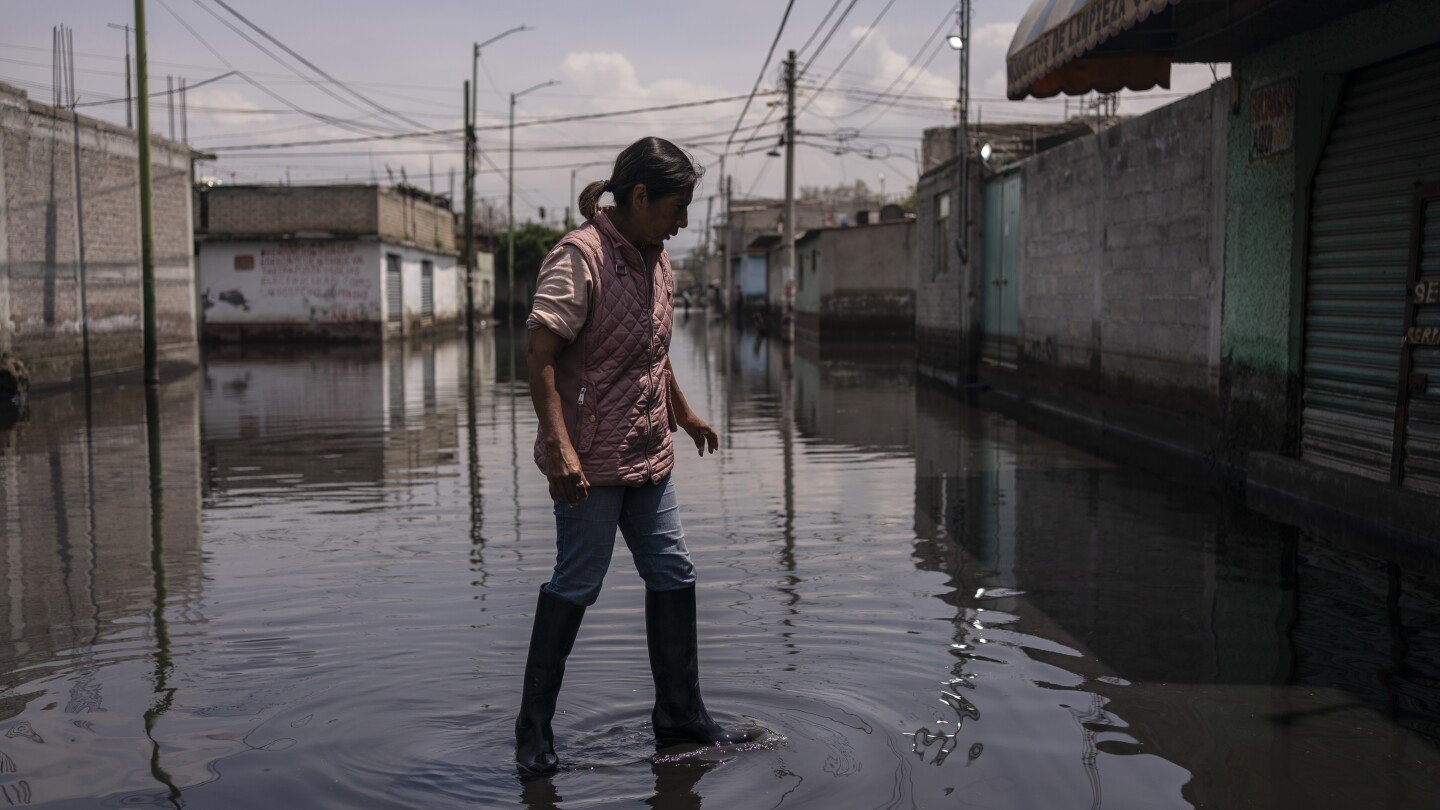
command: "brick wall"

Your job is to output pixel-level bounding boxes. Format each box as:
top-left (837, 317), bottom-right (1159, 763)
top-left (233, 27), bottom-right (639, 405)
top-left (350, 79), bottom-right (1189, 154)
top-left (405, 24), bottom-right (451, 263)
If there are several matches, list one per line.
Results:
top-left (200, 184), bottom-right (456, 256)
top-left (377, 187), bottom-right (456, 253)
top-left (203, 184), bottom-right (377, 238)
top-left (1016, 86), bottom-right (1227, 417)
top-left (0, 82), bottom-right (195, 388)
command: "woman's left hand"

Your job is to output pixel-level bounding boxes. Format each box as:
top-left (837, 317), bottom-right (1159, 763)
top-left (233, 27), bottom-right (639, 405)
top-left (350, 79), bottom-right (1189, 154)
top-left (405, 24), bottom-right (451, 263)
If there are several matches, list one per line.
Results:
top-left (677, 412), bottom-right (718, 456)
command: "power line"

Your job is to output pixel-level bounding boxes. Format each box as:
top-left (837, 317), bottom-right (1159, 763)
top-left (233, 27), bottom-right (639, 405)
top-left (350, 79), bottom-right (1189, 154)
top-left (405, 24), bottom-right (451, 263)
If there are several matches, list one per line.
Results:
top-left (799, 0), bottom-right (861, 76)
top-left (182, 0), bottom-right (404, 132)
top-left (204, 0), bottom-right (431, 131)
top-left (796, 0), bottom-right (847, 59)
top-left (724, 0), bottom-right (795, 152)
top-left (209, 93), bottom-right (765, 151)
top-left (798, 0), bottom-right (902, 116)
top-left (829, 2), bottom-right (958, 120)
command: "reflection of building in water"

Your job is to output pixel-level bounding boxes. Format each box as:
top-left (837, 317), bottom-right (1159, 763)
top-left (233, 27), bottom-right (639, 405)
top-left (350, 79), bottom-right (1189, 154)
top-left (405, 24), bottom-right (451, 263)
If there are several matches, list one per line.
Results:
top-left (910, 384), bottom-right (1440, 807)
top-left (0, 376), bottom-right (204, 718)
top-left (202, 338), bottom-right (467, 496)
top-left (791, 344), bottom-right (914, 453)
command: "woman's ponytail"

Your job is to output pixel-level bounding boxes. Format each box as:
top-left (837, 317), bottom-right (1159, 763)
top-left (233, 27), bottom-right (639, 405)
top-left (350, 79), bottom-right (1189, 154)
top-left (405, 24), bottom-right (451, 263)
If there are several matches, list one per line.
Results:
top-left (578, 180), bottom-right (607, 221)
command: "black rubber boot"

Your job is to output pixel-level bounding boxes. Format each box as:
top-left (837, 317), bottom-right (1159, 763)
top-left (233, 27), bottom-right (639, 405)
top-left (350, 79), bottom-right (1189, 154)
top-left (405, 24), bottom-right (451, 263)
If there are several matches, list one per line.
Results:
top-left (645, 585), bottom-right (762, 747)
top-left (515, 588), bottom-right (586, 777)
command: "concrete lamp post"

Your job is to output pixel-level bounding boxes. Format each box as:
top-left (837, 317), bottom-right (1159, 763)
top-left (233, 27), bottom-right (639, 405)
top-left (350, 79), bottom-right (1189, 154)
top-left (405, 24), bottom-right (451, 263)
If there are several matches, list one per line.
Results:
top-left (950, 2), bottom-right (970, 266)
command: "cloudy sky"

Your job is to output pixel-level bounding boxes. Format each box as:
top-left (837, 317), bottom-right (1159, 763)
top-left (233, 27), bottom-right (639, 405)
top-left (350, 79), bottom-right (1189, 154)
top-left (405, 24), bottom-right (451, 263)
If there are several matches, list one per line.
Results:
top-left (6, 1), bottom-right (1226, 254)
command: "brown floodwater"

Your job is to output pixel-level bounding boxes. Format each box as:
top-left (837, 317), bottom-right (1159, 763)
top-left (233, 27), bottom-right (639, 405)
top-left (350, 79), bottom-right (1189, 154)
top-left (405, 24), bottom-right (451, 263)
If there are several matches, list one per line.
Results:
top-left (1, 316), bottom-right (1438, 808)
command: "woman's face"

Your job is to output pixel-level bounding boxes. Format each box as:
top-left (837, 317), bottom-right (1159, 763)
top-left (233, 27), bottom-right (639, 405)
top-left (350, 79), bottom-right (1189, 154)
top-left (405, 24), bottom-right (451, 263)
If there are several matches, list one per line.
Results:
top-left (631, 185), bottom-right (692, 247)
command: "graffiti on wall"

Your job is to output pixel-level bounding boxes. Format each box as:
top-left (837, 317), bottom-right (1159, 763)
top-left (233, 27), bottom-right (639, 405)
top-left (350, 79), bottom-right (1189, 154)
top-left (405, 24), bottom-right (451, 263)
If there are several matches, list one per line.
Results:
top-left (256, 242), bottom-right (377, 321)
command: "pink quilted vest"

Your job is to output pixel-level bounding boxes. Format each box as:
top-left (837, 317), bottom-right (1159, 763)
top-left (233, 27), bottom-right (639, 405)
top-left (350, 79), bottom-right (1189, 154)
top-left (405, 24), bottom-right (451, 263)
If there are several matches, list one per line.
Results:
top-left (532, 209), bottom-right (677, 487)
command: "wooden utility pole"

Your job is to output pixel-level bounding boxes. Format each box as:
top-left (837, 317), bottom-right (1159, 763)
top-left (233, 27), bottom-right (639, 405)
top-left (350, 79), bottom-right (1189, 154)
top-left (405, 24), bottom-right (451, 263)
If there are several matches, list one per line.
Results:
top-left (134, 0), bottom-right (158, 385)
top-left (723, 172), bottom-right (733, 316)
top-left (463, 79), bottom-right (475, 335)
top-left (782, 49), bottom-right (796, 344)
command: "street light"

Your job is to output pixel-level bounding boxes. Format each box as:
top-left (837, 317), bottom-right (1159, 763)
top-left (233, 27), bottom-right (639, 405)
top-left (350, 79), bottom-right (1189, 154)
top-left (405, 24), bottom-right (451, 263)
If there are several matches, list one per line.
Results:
top-left (952, 1), bottom-right (971, 266)
top-left (507, 79), bottom-right (560, 325)
top-left (466, 24), bottom-right (531, 336)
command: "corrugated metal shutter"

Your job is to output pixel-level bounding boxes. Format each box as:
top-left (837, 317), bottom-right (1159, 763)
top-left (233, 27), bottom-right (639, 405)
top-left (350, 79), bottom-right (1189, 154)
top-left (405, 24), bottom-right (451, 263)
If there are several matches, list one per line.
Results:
top-left (1402, 196), bottom-right (1440, 494)
top-left (1301, 45), bottom-right (1440, 483)
top-left (420, 261), bottom-right (435, 323)
top-left (386, 254), bottom-right (403, 327)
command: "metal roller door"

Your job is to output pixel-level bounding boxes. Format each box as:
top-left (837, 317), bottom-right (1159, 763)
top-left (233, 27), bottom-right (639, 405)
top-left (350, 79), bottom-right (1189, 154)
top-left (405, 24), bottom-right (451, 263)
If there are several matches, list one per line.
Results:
top-left (1400, 192), bottom-right (1440, 494)
top-left (1301, 45), bottom-right (1440, 488)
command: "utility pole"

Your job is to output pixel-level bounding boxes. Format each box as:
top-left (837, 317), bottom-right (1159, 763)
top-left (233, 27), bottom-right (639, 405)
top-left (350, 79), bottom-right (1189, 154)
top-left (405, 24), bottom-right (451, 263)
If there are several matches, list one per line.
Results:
top-left (134, 0), bottom-right (157, 385)
top-left (782, 49), bottom-right (796, 344)
top-left (179, 77), bottom-right (187, 145)
top-left (166, 75), bottom-right (174, 139)
top-left (463, 79), bottom-right (475, 335)
top-left (723, 171), bottom-right (732, 317)
top-left (469, 26), bottom-right (531, 328)
top-left (702, 193), bottom-right (714, 294)
top-left (953, 0), bottom-right (971, 265)
top-left (507, 90), bottom-right (516, 326)
top-left (107, 23), bottom-right (133, 129)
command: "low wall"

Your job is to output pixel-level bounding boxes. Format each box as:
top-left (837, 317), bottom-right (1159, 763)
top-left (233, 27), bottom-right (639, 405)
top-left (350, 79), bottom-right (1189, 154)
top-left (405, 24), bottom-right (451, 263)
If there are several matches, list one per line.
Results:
top-left (1004, 84), bottom-right (1229, 457)
top-left (0, 82), bottom-right (196, 388)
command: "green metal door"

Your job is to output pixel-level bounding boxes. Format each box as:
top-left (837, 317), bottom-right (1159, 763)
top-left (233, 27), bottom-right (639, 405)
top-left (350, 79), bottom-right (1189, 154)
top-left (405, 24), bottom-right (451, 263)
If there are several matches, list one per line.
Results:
top-left (1301, 45), bottom-right (1440, 485)
top-left (981, 173), bottom-right (1021, 366)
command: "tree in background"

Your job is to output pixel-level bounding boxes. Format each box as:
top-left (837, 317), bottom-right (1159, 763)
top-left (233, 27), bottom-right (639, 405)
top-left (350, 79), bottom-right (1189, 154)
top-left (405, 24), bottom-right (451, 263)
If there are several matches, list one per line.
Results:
top-left (496, 222), bottom-right (566, 285)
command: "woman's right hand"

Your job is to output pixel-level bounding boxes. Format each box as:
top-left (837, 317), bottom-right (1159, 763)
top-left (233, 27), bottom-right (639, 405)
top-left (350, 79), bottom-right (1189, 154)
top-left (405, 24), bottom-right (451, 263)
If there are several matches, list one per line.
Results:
top-left (546, 438), bottom-right (590, 507)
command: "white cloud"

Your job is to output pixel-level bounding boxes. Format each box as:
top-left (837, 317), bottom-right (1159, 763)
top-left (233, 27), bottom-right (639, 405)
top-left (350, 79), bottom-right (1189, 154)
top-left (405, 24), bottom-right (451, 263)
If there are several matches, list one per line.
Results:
top-left (189, 87), bottom-right (279, 127)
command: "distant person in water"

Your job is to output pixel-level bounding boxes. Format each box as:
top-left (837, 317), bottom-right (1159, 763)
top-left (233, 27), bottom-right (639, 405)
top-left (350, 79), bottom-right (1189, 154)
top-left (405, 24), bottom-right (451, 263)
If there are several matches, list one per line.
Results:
top-left (515, 137), bottom-right (761, 777)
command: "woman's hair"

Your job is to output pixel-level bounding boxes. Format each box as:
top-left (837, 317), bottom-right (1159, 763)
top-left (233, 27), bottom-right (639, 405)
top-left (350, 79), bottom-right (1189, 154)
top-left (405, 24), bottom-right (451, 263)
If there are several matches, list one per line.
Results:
top-left (578, 137), bottom-right (703, 220)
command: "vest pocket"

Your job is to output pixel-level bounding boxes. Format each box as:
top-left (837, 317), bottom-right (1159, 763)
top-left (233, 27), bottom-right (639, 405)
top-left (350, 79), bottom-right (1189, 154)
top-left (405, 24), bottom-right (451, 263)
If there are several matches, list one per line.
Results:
top-left (662, 369), bottom-right (679, 434)
top-left (576, 382), bottom-right (598, 453)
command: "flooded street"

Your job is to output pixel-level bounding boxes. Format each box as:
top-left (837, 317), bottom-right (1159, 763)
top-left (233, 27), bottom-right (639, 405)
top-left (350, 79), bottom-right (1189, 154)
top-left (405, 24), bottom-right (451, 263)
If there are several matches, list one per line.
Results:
top-left (2, 317), bottom-right (1439, 808)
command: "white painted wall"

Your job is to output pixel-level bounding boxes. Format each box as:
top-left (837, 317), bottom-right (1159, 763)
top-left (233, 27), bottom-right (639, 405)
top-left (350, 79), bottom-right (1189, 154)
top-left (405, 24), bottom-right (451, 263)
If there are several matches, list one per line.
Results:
top-left (200, 239), bottom-right (460, 331)
top-left (201, 239), bottom-right (382, 325)
top-left (377, 240), bottom-right (461, 325)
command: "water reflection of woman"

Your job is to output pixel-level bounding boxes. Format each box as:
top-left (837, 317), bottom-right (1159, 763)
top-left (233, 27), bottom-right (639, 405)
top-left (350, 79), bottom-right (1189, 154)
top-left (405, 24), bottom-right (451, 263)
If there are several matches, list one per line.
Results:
top-left (515, 137), bottom-right (760, 777)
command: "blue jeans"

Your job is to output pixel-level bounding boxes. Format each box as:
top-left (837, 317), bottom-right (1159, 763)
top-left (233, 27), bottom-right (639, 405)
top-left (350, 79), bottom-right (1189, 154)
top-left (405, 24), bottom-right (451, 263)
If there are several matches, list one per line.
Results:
top-left (542, 474), bottom-right (697, 607)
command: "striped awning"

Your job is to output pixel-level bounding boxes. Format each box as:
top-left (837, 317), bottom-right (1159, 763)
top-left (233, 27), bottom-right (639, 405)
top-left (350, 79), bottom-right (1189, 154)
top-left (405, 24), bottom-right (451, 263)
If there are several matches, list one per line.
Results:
top-left (1006, 0), bottom-right (1182, 100)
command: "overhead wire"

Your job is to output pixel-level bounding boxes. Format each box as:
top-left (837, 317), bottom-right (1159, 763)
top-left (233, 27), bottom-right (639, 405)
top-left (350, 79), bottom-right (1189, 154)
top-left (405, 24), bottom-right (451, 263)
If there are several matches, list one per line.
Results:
top-left (204, 0), bottom-right (432, 130)
top-left (208, 93), bottom-right (767, 151)
top-left (797, 0), bottom-right (902, 116)
top-left (723, 0), bottom-right (795, 153)
top-left (181, 0), bottom-right (404, 131)
top-left (796, 0), bottom-right (847, 60)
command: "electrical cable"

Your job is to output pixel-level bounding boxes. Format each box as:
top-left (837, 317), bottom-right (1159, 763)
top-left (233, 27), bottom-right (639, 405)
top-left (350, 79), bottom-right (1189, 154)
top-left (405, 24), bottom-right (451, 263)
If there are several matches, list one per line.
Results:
top-left (798, 0), bottom-right (902, 116)
top-left (799, 0), bottom-right (861, 76)
top-left (182, 0), bottom-right (404, 132)
top-left (723, 0), bottom-right (795, 152)
top-left (204, 0), bottom-right (431, 131)
top-left (796, 0), bottom-right (847, 60)
top-left (209, 93), bottom-right (766, 151)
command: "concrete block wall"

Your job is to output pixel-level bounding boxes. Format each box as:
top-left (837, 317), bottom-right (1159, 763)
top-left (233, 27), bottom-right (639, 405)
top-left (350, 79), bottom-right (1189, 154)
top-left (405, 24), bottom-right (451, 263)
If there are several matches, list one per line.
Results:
top-left (204, 184), bottom-right (376, 239)
top-left (1014, 85), bottom-right (1227, 421)
top-left (795, 220), bottom-right (915, 340)
top-left (0, 82), bottom-right (196, 389)
top-left (378, 187), bottom-right (456, 253)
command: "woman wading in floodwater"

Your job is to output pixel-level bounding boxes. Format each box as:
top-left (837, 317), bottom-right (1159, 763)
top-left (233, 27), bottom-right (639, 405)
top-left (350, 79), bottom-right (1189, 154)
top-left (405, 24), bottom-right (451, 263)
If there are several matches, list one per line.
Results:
top-left (515, 137), bottom-right (761, 776)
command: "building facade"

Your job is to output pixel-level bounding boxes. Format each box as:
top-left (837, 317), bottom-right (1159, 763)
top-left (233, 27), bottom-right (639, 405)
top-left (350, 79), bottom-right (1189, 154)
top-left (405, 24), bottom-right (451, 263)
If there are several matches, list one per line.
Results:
top-left (794, 218), bottom-right (915, 342)
top-left (934, 0), bottom-right (1440, 539)
top-left (0, 81), bottom-right (197, 389)
top-left (196, 184), bottom-right (462, 341)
